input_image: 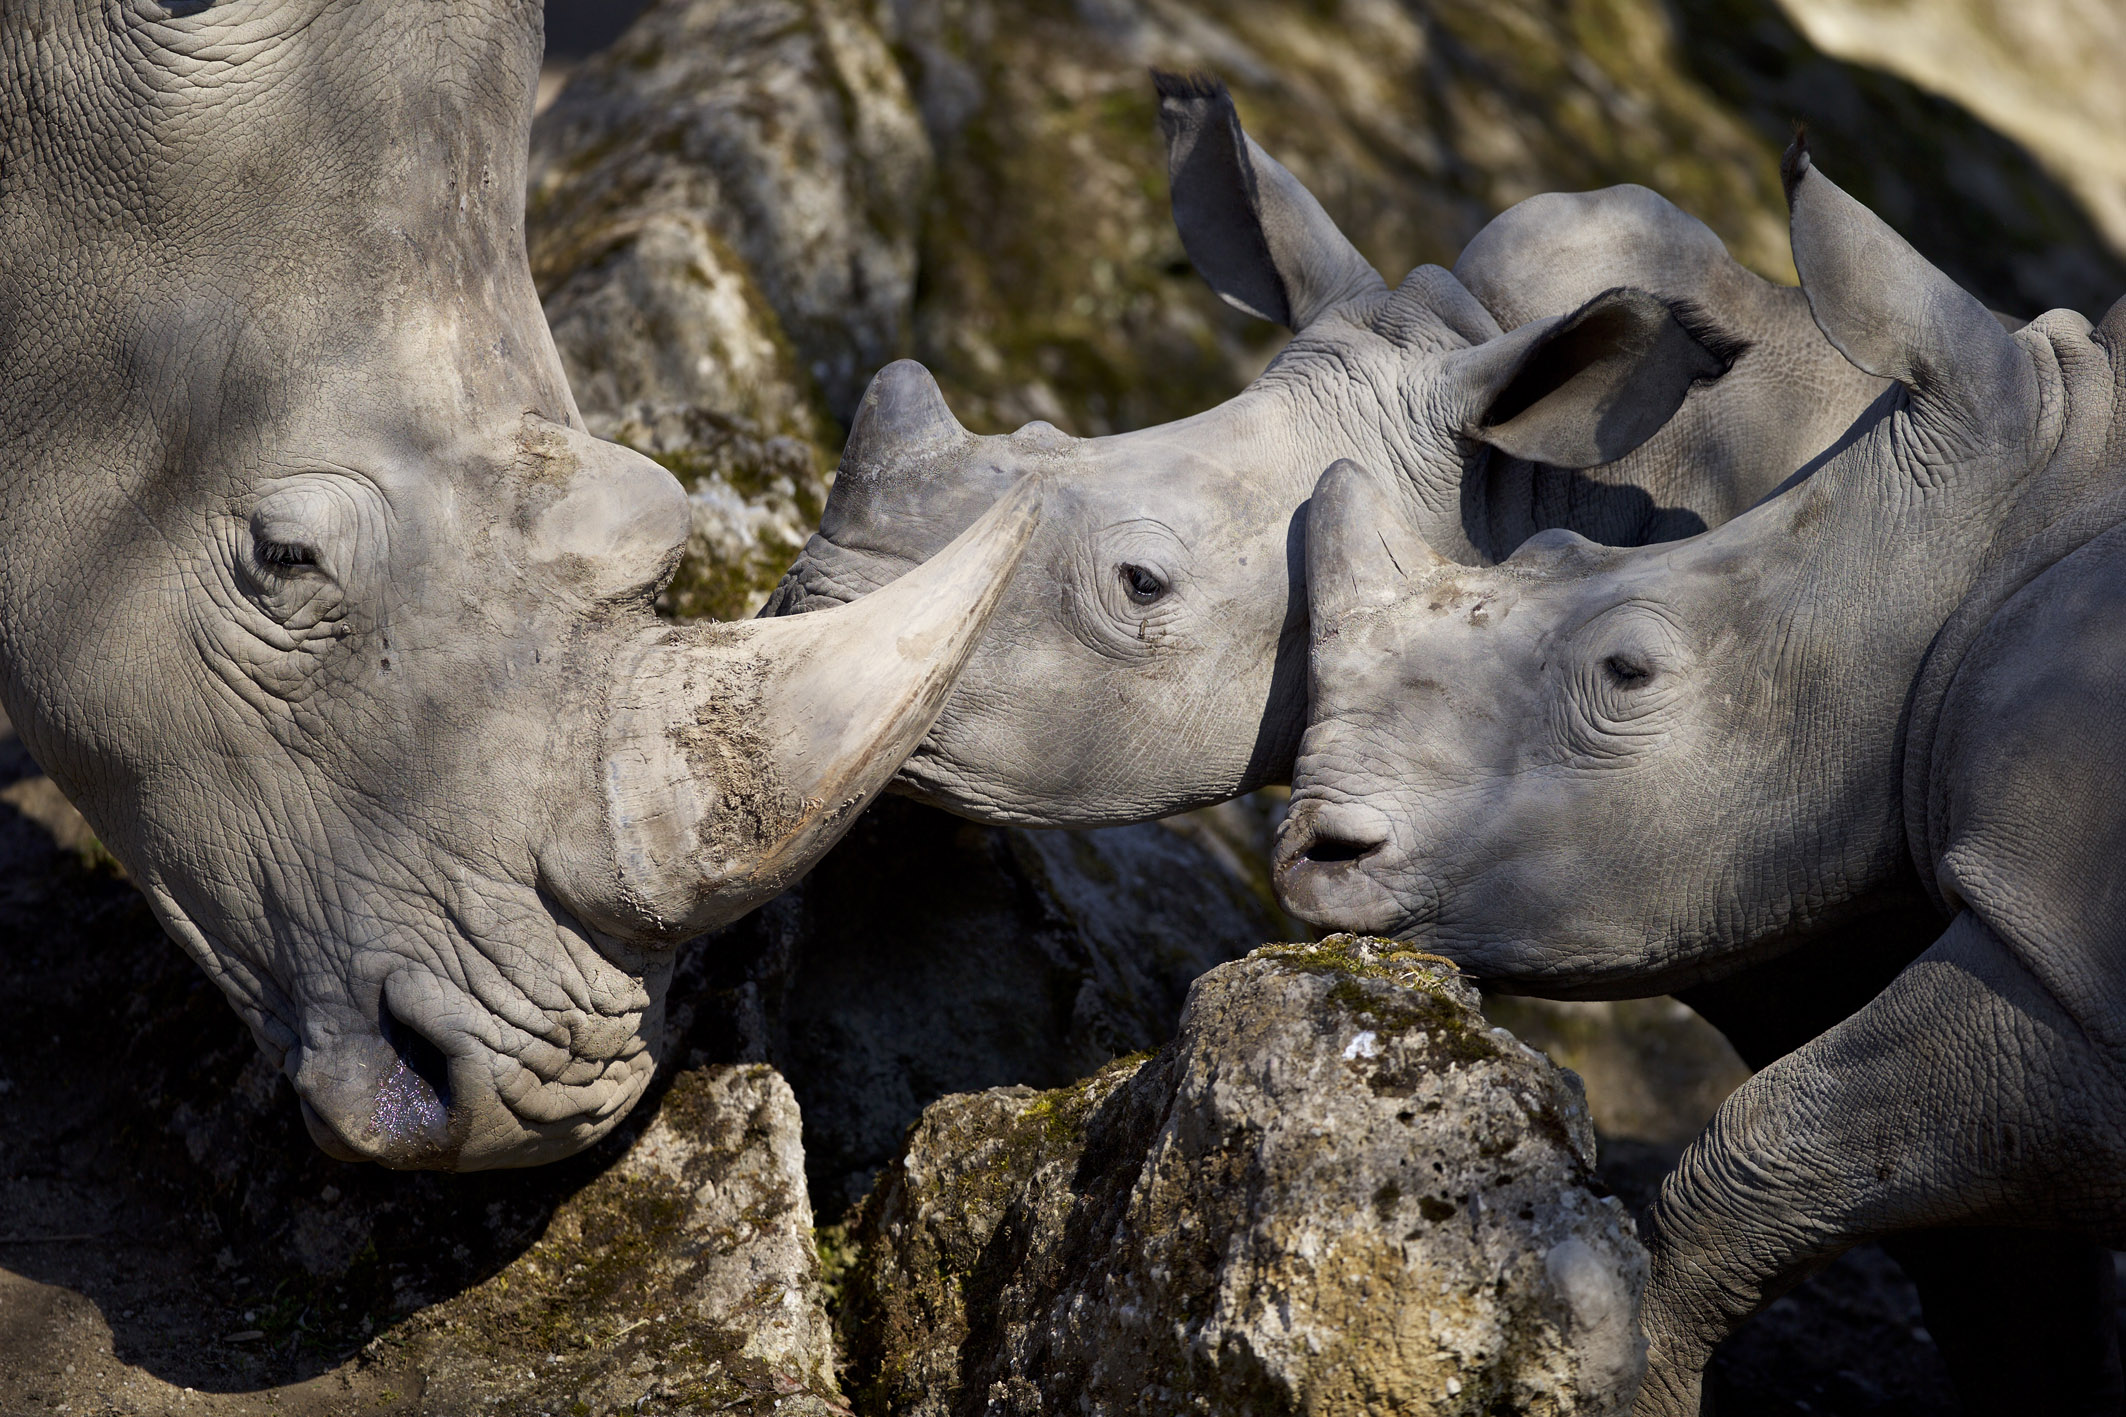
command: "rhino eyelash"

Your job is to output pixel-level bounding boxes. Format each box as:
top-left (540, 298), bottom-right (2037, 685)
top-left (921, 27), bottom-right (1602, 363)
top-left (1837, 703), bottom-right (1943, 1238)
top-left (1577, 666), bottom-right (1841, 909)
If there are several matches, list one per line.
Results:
top-left (1602, 654), bottom-right (1652, 687)
top-left (256, 538), bottom-right (319, 570)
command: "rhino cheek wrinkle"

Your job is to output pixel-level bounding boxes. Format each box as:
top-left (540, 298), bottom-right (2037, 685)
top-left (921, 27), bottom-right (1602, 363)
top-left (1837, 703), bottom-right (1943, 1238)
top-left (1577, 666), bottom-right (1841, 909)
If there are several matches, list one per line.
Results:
top-left (763, 75), bottom-right (1888, 829)
top-left (0, 3), bottom-right (1039, 1169)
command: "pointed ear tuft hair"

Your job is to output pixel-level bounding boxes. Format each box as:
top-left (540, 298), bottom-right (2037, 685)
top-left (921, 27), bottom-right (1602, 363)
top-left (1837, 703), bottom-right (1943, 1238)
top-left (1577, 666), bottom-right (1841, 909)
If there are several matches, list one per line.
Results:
top-left (1665, 298), bottom-right (1754, 372)
top-left (1780, 127), bottom-right (1810, 208)
top-left (1153, 69), bottom-right (1385, 331)
top-left (1151, 68), bottom-right (1228, 104)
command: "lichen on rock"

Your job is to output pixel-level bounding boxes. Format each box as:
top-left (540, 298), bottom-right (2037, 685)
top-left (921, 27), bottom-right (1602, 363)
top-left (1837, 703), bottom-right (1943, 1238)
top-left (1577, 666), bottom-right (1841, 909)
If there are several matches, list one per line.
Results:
top-left (396, 1064), bottom-right (847, 1417)
top-left (839, 935), bottom-right (1648, 1415)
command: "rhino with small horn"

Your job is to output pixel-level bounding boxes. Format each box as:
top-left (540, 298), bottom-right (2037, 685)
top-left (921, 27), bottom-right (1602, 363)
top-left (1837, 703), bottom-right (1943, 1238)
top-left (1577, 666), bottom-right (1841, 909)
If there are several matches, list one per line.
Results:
top-left (0, 0), bottom-right (1039, 1170)
top-left (1280, 141), bottom-right (2126, 1412)
top-left (763, 72), bottom-right (1888, 826)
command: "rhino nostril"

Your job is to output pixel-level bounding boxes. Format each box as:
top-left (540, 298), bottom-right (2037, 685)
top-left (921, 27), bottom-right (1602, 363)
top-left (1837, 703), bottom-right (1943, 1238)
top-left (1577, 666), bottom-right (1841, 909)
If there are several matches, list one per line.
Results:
top-left (378, 997), bottom-right (453, 1125)
top-left (1304, 835), bottom-right (1382, 865)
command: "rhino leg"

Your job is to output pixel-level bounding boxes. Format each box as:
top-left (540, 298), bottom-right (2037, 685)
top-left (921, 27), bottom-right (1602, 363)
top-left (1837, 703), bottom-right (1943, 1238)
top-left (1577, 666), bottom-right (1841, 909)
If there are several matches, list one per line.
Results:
top-left (1639, 911), bottom-right (2126, 1416)
top-left (1680, 914), bottom-right (2124, 1413)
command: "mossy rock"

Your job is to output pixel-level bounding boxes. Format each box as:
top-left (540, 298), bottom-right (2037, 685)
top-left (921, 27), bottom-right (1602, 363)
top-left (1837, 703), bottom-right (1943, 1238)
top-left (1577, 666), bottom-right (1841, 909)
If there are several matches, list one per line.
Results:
top-left (837, 938), bottom-right (1647, 1416)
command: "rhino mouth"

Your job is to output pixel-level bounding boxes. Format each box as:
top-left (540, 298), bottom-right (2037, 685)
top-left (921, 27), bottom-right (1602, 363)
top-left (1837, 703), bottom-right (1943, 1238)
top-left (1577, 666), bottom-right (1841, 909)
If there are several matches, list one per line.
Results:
top-left (141, 869), bottom-right (663, 1170)
top-left (290, 952), bottom-right (662, 1170)
top-left (378, 992), bottom-right (455, 1124)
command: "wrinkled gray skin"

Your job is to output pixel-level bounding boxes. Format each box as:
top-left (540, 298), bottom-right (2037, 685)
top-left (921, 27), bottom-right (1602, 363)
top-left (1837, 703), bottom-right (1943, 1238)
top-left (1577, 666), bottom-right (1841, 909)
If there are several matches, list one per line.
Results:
top-left (0, 0), bottom-right (1040, 1171)
top-left (1279, 147), bottom-right (2126, 1413)
top-left (764, 75), bottom-right (1887, 826)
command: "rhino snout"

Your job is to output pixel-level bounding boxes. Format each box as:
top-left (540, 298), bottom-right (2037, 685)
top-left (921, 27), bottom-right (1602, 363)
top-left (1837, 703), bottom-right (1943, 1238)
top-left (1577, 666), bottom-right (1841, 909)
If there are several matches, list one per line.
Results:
top-left (287, 954), bottom-right (662, 1171)
top-left (1273, 797), bottom-right (1406, 935)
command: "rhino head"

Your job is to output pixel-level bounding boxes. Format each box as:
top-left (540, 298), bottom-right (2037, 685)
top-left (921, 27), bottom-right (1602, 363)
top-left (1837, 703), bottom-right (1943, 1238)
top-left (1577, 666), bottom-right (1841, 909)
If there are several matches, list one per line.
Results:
top-left (0, 0), bottom-right (1038, 1168)
top-left (764, 74), bottom-right (1888, 827)
top-left (1274, 144), bottom-right (2073, 996)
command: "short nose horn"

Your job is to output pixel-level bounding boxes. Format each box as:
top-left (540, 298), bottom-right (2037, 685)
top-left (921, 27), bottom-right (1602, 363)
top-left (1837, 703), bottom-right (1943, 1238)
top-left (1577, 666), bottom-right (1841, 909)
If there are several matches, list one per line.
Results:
top-left (840, 360), bottom-right (970, 475)
top-left (1307, 458), bottom-right (1449, 630)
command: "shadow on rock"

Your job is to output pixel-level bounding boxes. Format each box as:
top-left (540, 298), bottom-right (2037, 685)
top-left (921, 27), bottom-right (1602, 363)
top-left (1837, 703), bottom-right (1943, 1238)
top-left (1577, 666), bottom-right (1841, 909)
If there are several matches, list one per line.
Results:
top-left (686, 794), bottom-right (1287, 1215)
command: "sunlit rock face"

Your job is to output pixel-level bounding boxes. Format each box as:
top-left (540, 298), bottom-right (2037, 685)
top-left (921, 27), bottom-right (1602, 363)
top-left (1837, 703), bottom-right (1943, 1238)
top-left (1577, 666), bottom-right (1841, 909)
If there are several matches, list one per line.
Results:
top-left (1777, 0), bottom-right (2126, 258)
top-left (528, 0), bottom-right (913, 620)
top-left (838, 937), bottom-right (1648, 1416)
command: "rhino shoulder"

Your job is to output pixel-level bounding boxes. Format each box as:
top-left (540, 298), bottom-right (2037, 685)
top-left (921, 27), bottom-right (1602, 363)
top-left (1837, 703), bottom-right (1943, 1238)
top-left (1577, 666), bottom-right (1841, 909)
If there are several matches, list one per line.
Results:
top-left (1922, 518), bottom-right (2126, 1038)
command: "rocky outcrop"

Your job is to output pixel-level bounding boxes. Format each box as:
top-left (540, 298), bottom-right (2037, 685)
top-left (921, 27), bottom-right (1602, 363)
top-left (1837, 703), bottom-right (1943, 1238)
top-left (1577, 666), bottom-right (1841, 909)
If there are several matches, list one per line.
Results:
top-left (840, 937), bottom-right (1648, 1416)
top-left (528, 0), bottom-right (926, 619)
top-left (399, 1065), bottom-right (844, 1416)
top-left (688, 795), bottom-right (1289, 1216)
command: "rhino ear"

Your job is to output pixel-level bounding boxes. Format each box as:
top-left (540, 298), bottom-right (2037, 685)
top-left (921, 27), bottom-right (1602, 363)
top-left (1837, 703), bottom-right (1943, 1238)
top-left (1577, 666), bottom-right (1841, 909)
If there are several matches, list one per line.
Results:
top-left (1154, 70), bottom-right (1386, 330)
top-left (1453, 183), bottom-right (1747, 333)
top-left (1783, 137), bottom-right (2027, 420)
top-left (1452, 287), bottom-right (1737, 468)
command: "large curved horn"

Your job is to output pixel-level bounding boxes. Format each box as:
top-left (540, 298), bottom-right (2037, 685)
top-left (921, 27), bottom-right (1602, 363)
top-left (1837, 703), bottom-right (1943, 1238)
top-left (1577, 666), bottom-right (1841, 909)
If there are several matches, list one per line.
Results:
top-left (571, 477), bottom-right (1042, 941)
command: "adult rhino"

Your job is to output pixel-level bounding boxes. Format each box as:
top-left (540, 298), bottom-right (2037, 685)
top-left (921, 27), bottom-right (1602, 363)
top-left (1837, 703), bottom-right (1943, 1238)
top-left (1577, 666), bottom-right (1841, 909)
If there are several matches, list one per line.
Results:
top-left (1278, 143), bottom-right (2126, 1413)
top-left (0, 0), bottom-right (1040, 1170)
top-left (762, 74), bottom-right (1888, 826)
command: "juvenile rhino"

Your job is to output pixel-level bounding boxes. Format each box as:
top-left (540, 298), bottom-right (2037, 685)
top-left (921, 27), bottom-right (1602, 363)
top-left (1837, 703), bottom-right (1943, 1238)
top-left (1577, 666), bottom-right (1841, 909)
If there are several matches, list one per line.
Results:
top-left (764, 75), bottom-right (1888, 825)
top-left (0, 0), bottom-right (1038, 1169)
top-left (1279, 144), bottom-right (2126, 1412)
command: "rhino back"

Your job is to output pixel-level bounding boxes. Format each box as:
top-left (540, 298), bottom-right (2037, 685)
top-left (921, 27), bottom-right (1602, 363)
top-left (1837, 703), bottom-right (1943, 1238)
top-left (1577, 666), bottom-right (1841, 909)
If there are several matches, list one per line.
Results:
top-left (1454, 186), bottom-right (1890, 557)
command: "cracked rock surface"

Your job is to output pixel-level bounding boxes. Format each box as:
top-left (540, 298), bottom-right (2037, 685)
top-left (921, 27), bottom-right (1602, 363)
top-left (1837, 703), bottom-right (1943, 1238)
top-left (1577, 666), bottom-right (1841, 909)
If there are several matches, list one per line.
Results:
top-left (839, 937), bottom-right (1648, 1416)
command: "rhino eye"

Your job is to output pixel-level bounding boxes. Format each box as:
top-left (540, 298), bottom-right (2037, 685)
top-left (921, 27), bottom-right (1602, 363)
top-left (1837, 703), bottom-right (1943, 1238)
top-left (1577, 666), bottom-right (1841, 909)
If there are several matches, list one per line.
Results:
top-left (1120, 564), bottom-right (1167, 604)
top-left (1602, 653), bottom-right (1652, 687)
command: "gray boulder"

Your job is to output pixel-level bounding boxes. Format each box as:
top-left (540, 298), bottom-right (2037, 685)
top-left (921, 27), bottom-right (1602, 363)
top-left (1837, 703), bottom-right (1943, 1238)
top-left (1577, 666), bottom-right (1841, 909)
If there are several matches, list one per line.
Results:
top-left (399, 1064), bottom-right (846, 1415)
top-left (529, 0), bottom-right (927, 621)
top-left (531, 0), bottom-right (928, 424)
top-left (840, 936), bottom-right (1647, 1415)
